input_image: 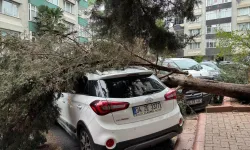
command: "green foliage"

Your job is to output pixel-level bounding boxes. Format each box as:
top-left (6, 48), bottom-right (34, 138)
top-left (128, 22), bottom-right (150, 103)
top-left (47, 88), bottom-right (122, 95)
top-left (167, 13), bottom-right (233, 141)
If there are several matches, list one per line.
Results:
top-left (193, 55), bottom-right (203, 63)
top-left (92, 0), bottom-right (201, 52)
top-left (218, 64), bottom-right (249, 84)
top-left (35, 6), bottom-right (67, 36)
top-left (155, 19), bottom-right (165, 28)
top-left (217, 30), bottom-right (250, 66)
top-left (0, 34), bottom-right (135, 150)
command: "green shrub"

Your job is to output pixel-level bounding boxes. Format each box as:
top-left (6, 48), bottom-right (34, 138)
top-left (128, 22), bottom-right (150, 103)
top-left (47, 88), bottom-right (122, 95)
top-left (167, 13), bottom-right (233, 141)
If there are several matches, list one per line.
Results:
top-left (218, 64), bottom-right (248, 84)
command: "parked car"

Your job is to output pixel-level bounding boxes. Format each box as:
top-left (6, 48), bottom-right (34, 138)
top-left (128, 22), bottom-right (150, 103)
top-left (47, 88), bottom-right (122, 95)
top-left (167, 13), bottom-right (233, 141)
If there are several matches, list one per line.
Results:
top-left (162, 58), bottom-right (210, 77)
top-left (200, 64), bottom-right (220, 79)
top-left (159, 58), bottom-right (213, 112)
top-left (56, 68), bottom-right (183, 150)
top-left (200, 61), bottom-right (220, 71)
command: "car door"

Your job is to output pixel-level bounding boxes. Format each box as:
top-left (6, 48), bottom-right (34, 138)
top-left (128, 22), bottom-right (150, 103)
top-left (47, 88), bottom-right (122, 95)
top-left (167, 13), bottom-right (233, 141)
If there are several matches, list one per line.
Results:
top-left (68, 80), bottom-right (101, 128)
top-left (56, 92), bottom-right (69, 124)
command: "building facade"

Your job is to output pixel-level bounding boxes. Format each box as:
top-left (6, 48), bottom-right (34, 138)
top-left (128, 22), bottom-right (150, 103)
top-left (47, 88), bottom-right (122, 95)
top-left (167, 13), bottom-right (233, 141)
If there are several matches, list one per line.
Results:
top-left (174, 0), bottom-right (250, 60)
top-left (0, 0), bottom-right (91, 42)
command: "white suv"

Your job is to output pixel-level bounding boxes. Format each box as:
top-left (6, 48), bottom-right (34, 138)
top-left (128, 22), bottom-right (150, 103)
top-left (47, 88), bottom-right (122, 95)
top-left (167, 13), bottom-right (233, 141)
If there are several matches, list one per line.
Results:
top-left (56, 68), bottom-right (183, 150)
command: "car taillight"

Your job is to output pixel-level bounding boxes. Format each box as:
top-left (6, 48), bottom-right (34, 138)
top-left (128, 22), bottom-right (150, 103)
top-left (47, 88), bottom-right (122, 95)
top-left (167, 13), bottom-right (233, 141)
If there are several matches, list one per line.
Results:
top-left (90, 100), bottom-right (130, 116)
top-left (164, 89), bottom-right (177, 101)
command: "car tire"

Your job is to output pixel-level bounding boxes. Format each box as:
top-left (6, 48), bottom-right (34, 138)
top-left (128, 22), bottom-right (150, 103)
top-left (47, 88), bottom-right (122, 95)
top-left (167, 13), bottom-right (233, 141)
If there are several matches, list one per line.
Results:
top-left (79, 127), bottom-right (95, 150)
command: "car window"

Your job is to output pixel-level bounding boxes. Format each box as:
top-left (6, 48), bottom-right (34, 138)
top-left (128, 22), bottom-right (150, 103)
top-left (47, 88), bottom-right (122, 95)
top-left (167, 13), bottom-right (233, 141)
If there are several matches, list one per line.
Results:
top-left (201, 62), bottom-right (220, 70)
top-left (172, 59), bottom-right (200, 70)
top-left (99, 75), bottom-right (166, 98)
top-left (201, 65), bottom-right (214, 71)
top-left (162, 62), bottom-right (180, 69)
top-left (85, 80), bottom-right (102, 97)
top-left (72, 76), bottom-right (88, 94)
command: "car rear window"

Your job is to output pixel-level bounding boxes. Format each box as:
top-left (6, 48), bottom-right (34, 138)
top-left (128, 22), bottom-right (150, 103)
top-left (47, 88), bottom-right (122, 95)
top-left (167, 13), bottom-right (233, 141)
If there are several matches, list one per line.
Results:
top-left (99, 75), bottom-right (166, 98)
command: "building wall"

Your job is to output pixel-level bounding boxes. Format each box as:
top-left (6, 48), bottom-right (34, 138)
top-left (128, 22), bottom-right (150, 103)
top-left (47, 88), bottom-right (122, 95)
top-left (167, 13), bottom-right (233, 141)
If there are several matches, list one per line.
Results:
top-left (0, 0), bottom-right (29, 38)
top-left (176, 0), bottom-right (250, 60)
top-left (0, 0), bottom-right (90, 41)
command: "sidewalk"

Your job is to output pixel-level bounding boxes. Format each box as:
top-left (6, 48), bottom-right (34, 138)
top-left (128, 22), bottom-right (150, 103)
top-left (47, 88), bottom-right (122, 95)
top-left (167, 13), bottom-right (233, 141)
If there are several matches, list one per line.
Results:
top-left (200, 112), bottom-right (250, 150)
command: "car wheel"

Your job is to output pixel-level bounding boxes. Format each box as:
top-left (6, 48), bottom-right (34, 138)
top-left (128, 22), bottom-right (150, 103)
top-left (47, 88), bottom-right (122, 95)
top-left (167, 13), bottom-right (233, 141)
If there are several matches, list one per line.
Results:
top-left (79, 128), bottom-right (94, 150)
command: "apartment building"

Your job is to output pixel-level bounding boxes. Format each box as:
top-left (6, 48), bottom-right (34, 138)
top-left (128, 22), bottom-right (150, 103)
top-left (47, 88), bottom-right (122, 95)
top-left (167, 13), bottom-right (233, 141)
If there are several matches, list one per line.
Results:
top-left (174, 0), bottom-right (250, 60)
top-left (0, 0), bottom-right (91, 42)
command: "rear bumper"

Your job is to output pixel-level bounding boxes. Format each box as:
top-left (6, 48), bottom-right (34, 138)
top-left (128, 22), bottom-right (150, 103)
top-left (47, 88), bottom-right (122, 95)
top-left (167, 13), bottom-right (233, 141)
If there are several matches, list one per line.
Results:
top-left (89, 105), bottom-right (183, 148)
top-left (94, 124), bottom-right (182, 150)
top-left (186, 94), bottom-right (212, 111)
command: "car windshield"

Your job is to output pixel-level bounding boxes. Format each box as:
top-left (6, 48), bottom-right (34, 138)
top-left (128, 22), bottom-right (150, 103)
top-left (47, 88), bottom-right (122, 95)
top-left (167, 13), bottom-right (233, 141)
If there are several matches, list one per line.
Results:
top-left (201, 62), bottom-right (220, 70)
top-left (99, 75), bottom-right (166, 98)
top-left (172, 59), bottom-right (200, 70)
top-left (162, 61), bottom-right (180, 69)
top-left (201, 65), bottom-right (215, 71)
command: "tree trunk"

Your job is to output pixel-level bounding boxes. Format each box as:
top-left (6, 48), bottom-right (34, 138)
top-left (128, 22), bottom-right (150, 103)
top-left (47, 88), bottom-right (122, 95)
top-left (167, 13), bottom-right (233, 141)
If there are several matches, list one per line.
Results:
top-left (162, 74), bottom-right (250, 100)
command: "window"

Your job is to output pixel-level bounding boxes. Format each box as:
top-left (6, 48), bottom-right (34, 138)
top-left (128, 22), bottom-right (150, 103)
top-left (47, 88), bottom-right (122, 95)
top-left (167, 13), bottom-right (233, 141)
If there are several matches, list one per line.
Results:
top-left (190, 29), bottom-right (201, 36)
top-left (29, 4), bottom-right (37, 21)
top-left (100, 75), bottom-right (165, 98)
top-left (206, 8), bottom-right (231, 20)
top-left (206, 39), bottom-right (217, 48)
top-left (207, 0), bottom-right (231, 6)
top-left (206, 11), bottom-right (217, 20)
top-left (189, 42), bottom-right (200, 49)
top-left (207, 25), bottom-right (217, 34)
top-left (64, 1), bottom-right (73, 13)
top-left (219, 23), bottom-right (231, 32)
top-left (207, 23), bottom-right (231, 34)
top-left (1, 0), bottom-right (18, 17)
top-left (47, 0), bottom-right (58, 6)
top-left (238, 22), bottom-right (250, 30)
top-left (190, 15), bottom-right (201, 23)
top-left (174, 17), bottom-right (184, 25)
top-left (238, 7), bottom-right (250, 16)
top-left (64, 21), bottom-right (74, 32)
top-left (220, 8), bottom-right (231, 18)
top-left (172, 59), bottom-right (201, 70)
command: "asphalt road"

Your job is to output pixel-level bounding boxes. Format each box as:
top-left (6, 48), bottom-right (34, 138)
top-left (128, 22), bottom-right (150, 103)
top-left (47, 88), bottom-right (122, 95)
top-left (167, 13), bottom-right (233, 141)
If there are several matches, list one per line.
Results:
top-left (50, 124), bottom-right (175, 150)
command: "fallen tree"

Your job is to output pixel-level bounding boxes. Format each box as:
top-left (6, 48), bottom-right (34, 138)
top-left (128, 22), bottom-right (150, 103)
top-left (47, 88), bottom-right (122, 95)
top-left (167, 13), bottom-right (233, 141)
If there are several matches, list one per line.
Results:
top-left (162, 74), bottom-right (250, 99)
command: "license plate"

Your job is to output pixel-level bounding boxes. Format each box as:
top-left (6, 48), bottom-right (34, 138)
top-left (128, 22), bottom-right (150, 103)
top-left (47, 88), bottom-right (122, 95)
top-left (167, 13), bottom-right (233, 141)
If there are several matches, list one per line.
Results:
top-left (187, 99), bottom-right (202, 105)
top-left (132, 102), bottom-right (162, 117)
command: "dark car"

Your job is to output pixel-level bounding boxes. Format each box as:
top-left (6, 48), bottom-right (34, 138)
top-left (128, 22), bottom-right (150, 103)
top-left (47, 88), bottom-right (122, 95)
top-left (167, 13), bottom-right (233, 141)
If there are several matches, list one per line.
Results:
top-left (157, 59), bottom-right (213, 112)
top-left (184, 90), bottom-right (212, 112)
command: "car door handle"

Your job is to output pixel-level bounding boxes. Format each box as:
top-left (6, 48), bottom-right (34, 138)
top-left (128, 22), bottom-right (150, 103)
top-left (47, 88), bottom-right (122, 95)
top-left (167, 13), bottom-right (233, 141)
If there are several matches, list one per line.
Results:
top-left (77, 105), bottom-right (82, 110)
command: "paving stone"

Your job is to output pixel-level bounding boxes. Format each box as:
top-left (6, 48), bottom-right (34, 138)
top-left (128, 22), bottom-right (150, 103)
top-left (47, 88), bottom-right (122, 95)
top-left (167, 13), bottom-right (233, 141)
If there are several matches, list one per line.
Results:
top-left (204, 112), bottom-right (250, 150)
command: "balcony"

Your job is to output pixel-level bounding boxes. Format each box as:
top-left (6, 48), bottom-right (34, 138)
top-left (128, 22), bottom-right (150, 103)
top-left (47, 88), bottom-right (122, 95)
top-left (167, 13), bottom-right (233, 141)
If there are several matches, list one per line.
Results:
top-left (184, 49), bottom-right (203, 56)
top-left (238, 0), bottom-right (250, 8)
top-left (188, 23), bottom-right (202, 30)
top-left (0, 13), bottom-right (23, 32)
top-left (237, 15), bottom-right (250, 24)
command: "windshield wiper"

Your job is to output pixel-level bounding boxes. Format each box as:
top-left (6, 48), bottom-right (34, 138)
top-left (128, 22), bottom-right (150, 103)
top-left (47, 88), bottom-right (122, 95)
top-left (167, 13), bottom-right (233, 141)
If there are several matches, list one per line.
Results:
top-left (143, 89), bottom-right (162, 95)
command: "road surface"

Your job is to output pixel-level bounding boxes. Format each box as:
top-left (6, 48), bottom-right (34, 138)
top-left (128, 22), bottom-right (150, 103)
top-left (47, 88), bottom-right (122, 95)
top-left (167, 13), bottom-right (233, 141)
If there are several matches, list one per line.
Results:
top-left (50, 124), bottom-right (176, 150)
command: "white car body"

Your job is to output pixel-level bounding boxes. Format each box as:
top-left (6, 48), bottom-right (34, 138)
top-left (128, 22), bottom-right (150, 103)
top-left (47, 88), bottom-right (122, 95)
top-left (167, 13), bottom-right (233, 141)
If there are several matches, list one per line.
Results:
top-left (56, 68), bottom-right (183, 150)
top-left (161, 58), bottom-right (209, 77)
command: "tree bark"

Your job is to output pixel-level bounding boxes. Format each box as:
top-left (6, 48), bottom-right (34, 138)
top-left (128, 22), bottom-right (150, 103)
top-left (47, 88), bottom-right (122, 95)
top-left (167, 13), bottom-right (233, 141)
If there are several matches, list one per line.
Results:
top-left (162, 74), bottom-right (250, 99)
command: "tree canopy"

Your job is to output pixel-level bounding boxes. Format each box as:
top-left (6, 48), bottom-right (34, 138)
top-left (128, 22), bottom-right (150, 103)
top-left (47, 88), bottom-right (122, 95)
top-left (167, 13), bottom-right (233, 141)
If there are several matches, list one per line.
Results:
top-left (92, 0), bottom-right (201, 53)
top-left (35, 5), bottom-right (67, 36)
top-left (217, 30), bottom-right (250, 65)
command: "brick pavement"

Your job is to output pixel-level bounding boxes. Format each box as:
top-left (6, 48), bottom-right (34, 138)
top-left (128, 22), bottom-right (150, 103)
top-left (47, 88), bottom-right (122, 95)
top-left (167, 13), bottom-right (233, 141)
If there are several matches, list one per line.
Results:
top-left (204, 112), bottom-right (250, 150)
